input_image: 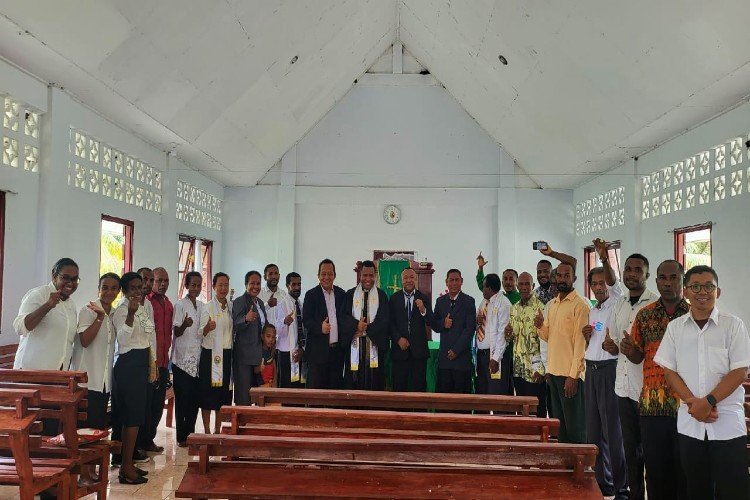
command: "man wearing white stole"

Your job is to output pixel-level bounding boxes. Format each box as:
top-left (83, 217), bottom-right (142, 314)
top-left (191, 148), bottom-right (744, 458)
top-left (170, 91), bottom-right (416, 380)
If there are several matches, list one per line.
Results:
top-left (274, 272), bottom-right (306, 388)
top-left (340, 260), bottom-right (390, 390)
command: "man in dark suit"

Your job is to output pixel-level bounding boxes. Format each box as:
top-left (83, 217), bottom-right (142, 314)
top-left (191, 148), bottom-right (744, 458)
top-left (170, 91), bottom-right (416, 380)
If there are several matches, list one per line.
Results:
top-left (389, 267), bottom-right (433, 392)
top-left (339, 260), bottom-right (390, 390)
top-left (232, 270), bottom-right (267, 405)
top-left (302, 259), bottom-right (346, 389)
top-left (432, 269), bottom-right (476, 394)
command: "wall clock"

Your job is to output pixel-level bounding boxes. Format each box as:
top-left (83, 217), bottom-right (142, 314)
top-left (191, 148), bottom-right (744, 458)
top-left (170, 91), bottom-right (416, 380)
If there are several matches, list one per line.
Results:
top-left (383, 204), bottom-right (401, 224)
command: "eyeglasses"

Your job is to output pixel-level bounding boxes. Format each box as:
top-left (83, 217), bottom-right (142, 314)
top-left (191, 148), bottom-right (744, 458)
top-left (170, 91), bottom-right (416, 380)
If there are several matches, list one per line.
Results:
top-left (686, 283), bottom-right (717, 293)
top-left (58, 274), bottom-right (80, 284)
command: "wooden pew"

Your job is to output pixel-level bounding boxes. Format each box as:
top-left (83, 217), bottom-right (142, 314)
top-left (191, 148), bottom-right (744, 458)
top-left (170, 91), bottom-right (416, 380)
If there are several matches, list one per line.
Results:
top-left (0, 344), bottom-right (18, 370)
top-left (221, 405), bottom-right (559, 442)
top-left (0, 369), bottom-right (112, 499)
top-left (176, 434), bottom-right (600, 499)
top-left (250, 387), bottom-right (539, 415)
top-left (0, 388), bottom-right (73, 500)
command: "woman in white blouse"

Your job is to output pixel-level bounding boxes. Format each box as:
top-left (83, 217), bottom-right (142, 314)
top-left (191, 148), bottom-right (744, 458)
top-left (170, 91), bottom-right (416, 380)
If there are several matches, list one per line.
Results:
top-left (172, 271), bottom-right (210, 446)
top-left (70, 272), bottom-right (119, 481)
top-left (198, 272), bottom-right (233, 434)
top-left (112, 272), bottom-right (152, 485)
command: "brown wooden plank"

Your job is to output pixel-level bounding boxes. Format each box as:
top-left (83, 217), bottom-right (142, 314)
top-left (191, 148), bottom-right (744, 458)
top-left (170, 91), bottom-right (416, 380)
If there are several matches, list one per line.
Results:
top-left (221, 406), bottom-right (558, 440)
top-left (175, 461), bottom-right (601, 499)
top-left (249, 387), bottom-right (537, 414)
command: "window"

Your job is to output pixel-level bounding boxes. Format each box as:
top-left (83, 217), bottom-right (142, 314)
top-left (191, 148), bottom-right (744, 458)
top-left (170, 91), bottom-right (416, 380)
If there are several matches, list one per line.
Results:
top-left (0, 191), bottom-right (5, 323)
top-left (100, 215), bottom-right (133, 277)
top-left (583, 240), bottom-right (621, 299)
top-left (178, 235), bottom-right (213, 302)
top-left (675, 223), bottom-right (712, 270)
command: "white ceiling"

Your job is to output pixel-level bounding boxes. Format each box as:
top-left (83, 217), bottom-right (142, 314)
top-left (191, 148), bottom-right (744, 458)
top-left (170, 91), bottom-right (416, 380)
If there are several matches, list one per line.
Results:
top-left (1, 1), bottom-right (749, 189)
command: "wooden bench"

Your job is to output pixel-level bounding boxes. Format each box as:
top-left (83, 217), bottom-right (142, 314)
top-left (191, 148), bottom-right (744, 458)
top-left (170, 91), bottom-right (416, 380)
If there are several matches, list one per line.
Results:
top-left (250, 387), bottom-right (539, 415)
top-left (0, 388), bottom-right (73, 500)
top-left (0, 369), bottom-right (112, 499)
top-left (0, 343), bottom-right (17, 369)
top-left (221, 405), bottom-right (559, 442)
top-left (176, 434), bottom-right (600, 499)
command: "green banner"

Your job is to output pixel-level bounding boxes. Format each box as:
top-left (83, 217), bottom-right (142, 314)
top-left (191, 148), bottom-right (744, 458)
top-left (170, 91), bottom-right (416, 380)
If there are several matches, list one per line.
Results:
top-left (378, 260), bottom-right (410, 298)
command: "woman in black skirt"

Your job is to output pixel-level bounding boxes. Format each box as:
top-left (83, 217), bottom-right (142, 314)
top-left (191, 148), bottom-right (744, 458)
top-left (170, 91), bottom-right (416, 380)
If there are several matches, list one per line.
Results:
top-left (199, 272), bottom-right (234, 433)
top-left (112, 272), bottom-right (152, 485)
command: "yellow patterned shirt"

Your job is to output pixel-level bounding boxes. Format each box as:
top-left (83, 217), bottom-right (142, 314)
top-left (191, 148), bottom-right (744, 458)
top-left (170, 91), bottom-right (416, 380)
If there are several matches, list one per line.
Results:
top-left (510, 295), bottom-right (546, 382)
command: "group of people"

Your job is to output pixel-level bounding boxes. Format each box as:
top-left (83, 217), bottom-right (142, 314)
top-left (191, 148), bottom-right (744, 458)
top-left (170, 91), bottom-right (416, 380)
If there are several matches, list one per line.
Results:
top-left (11, 240), bottom-right (749, 498)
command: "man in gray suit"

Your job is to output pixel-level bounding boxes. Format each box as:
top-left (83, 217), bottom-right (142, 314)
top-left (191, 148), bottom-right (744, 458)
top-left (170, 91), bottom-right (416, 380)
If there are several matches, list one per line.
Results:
top-left (232, 270), bottom-right (267, 405)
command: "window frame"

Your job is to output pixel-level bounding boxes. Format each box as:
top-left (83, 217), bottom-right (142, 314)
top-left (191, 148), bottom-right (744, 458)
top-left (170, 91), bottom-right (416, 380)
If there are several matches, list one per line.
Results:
top-left (0, 192), bottom-right (5, 324)
top-left (100, 214), bottom-right (134, 277)
top-left (583, 240), bottom-right (621, 299)
top-left (177, 234), bottom-right (213, 301)
top-left (674, 222), bottom-right (713, 269)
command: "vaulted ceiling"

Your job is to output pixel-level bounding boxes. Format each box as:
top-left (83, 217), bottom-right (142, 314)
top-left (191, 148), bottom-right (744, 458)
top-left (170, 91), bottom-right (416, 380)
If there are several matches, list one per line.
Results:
top-left (1, 1), bottom-right (749, 189)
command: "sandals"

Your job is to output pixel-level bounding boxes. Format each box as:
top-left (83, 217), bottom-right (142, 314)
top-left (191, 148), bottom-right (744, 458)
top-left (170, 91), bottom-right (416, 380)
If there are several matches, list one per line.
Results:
top-left (118, 472), bottom-right (148, 485)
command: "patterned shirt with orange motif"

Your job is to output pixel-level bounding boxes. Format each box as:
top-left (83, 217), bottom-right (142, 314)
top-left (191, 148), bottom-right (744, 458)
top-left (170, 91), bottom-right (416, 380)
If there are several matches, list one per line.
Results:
top-left (631, 298), bottom-right (690, 417)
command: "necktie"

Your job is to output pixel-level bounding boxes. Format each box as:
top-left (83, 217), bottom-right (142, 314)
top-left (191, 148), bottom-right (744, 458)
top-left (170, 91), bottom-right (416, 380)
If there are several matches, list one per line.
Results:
top-left (405, 293), bottom-right (413, 335)
top-left (294, 299), bottom-right (305, 349)
top-left (363, 290), bottom-right (369, 320)
top-left (477, 300), bottom-right (488, 342)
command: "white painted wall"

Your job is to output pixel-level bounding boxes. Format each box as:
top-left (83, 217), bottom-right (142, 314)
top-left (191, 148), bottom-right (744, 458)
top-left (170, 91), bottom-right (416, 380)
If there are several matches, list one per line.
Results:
top-left (574, 101), bottom-right (750, 325)
top-left (224, 80), bottom-right (576, 307)
top-left (1, 60), bottom-right (223, 344)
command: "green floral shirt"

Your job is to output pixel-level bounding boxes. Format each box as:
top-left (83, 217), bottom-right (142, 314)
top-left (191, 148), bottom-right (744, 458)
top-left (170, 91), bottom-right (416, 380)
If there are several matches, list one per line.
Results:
top-left (509, 295), bottom-right (546, 382)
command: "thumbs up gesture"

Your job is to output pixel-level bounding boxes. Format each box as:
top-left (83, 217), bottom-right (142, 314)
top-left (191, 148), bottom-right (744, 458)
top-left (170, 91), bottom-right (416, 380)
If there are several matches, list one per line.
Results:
top-left (357, 313), bottom-right (368, 335)
top-left (245, 308), bottom-right (258, 323)
top-left (476, 252), bottom-right (488, 268)
top-left (415, 298), bottom-right (426, 315)
top-left (322, 317), bottom-right (331, 335)
top-left (444, 313), bottom-right (453, 329)
top-left (203, 317), bottom-right (216, 335)
top-left (620, 330), bottom-right (636, 357)
top-left (181, 312), bottom-right (193, 328)
top-left (284, 309), bottom-right (295, 326)
top-left (582, 324), bottom-right (594, 343)
top-left (267, 292), bottom-right (277, 308)
top-left (602, 328), bottom-right (618, 355)
top-left (533, 309), bottom-right (544, 329)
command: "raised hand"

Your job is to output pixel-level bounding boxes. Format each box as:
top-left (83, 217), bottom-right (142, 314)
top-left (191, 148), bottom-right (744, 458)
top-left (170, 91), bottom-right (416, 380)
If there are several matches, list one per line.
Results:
top-left (284, 310), bottom-right (295, 326)
top-left (127, 294), bottom-right (140, 313)
top-left (601, 328), bottom-right (618, 355)
top-left (593, 238), bottom-right (608, 261)
top-left (245, 308), bottom-right (258, 323)
top-left (181, 312), bottom-right (193, 328)
top-left (87, 301), bottom-right (105, 318)
top-left (620, 331), bottom-right (635, 357)
top-left (538, 242), bottom-right (553, 256)
top-left (322, 317), bottom-right (331, 335)
top-left (46, 290), bottom-right (62, 308)
top-left (534, 310), bottom-right (544, 329)
top-left (267, 292), bottom-right (277, 308)
top-left (203, 317), bottom-right (216, 334)
top-left (582, 324), bottom-right (593, 343)
top-left (444, 313), bottom-right (453, 329)
top-left (357, 313), bottom-right (368, 334)
top-left (415, 298), bottom-right (426, 315)
top-left (476, 252), bottom-right (488, 268)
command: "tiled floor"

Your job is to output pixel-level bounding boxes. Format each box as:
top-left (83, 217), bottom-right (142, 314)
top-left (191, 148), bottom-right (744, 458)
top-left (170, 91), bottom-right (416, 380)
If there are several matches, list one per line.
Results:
top-left (0, 416), bottom-right (193, 499)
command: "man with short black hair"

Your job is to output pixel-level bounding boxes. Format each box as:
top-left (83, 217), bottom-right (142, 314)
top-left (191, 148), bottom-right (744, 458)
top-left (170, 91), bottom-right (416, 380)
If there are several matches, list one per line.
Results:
top-left (433, 269), bottom-right (476, 394)
top-left (656, 265), bottom-right (750, 500)
top-left (475, 273), bottom-right (511, 395)
top-left (260, 263), bottom-right (286, 326)
top-left (535, 243), bottom-right (578, 305)
top-left (303, 259), bottom-right (346, 389)
top-left (622, 259), bottom-right (689, 499)
top-left (274, 272), bottom-right (306, 388)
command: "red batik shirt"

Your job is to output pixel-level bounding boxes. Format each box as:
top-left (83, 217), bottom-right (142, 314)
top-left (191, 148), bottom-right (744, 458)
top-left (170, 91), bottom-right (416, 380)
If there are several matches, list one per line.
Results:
top-left (147, 291), bottom-right (174, 368)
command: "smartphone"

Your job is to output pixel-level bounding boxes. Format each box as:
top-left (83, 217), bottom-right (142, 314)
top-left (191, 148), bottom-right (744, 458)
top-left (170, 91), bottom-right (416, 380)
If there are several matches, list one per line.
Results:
top-left (533, 241), bottom-right (548, 251)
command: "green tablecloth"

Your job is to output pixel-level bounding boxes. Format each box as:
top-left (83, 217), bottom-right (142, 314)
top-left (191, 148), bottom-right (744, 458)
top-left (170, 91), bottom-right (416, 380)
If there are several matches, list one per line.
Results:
top-left (427, 340), bottom-right (440, 393)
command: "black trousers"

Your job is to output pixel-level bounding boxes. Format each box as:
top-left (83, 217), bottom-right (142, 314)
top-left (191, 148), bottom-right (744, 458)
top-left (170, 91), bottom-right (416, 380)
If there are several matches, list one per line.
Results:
top-left (679, 433), bottom-right (749, 500)
top-left (277, 351), bottom-right (303, 388)
top-left (437, 368), bottom-right (471, 394)
top-left (640, 415), bottom-right (686, 500)
top-left (306, 346), bottom-right (344, 390)
top-left (149, 367), bottom-right (169, 440)
top-left (475, 349), bottom-right (491, 395)
top-left (514, 377), bottom-right (547, 418)
top-left (584, 360), bottom-right (627, 498)
top-left (136, 377), bottom-right (153, 449)
top-left (172, 365), bottom-right (200, 444)
top-left (392, 355), bottom-right (427, 392)
top-left (618, 397), bottom-right (644, 500)
top-left (498, 341), bottom-right (514, 395)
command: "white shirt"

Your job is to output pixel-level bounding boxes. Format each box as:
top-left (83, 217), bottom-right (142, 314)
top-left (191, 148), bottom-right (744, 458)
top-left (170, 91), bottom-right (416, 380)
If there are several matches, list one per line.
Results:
top-left (203, 298), bottom-right (233, 350)
top-left (585, 280), bottom-right (624, 362)
top-left (322, 286), bottom-right (339, 344)
top-left (13, 282), bottom-right (78, 370)
top-left (113, 298), bottom-right (153, 357)
top-left (655, 308), bottom-right (750, 440)
top-left (275, 296), bottom-right (303, 353)
top-left (172, 297), bottom-right (207, 377)
top-left (612, 288), bottom-right (659, 401)
top-left (484, 293), bottom-right (511, 363)
top-left (143, 299), bottom-right (157, 365)
top-left (70, 299), bottom-right (116, 393)
top-left (259, 286), bottom-right (287, 329)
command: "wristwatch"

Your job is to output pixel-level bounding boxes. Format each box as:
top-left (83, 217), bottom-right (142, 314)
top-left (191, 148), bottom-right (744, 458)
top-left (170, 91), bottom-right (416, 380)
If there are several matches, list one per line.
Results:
top-left (706, 394), bottom-right (717, 407)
